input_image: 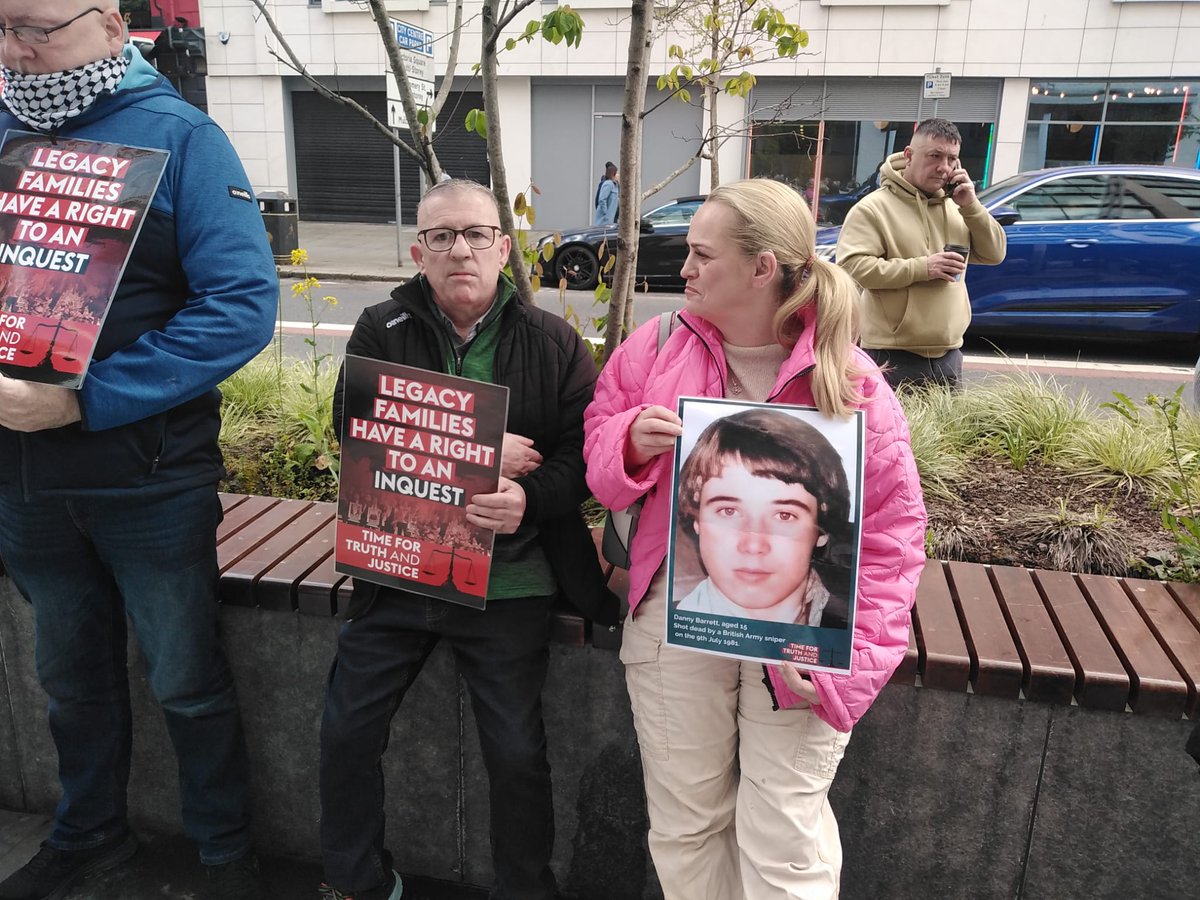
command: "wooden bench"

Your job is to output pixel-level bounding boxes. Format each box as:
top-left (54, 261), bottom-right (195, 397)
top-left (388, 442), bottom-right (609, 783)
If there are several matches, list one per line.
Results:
top-left (216, 493), bottom-right (1200, 720)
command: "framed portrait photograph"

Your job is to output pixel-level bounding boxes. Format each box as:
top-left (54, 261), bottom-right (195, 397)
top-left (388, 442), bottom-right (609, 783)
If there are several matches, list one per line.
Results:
top-left (666, 397), bottom-right (865, 673)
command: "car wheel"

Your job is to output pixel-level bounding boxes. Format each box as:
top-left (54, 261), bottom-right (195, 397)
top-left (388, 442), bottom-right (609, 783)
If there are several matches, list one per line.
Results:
top-left (555, 244), bottom-right (600, 290)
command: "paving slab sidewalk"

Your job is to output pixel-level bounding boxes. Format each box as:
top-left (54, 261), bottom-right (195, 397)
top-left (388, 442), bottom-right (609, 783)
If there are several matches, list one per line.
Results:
top-left (276, 220), bottom-right (417, 284)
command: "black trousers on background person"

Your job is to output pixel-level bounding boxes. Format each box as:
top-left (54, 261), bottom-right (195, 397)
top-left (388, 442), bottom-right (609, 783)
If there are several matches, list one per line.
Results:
top-left (319, 590), bottom-right (557, 899)
top-left (865, 347), bottom-right (963, 390)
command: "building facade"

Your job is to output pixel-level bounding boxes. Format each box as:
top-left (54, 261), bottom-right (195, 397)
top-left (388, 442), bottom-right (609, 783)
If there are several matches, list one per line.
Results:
top-left (199, 0), bottom-right (1200, 229)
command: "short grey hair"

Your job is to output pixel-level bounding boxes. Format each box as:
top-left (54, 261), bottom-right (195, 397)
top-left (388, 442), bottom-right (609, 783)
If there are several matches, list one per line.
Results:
top-left (417, 179), bottom-right (500, 220)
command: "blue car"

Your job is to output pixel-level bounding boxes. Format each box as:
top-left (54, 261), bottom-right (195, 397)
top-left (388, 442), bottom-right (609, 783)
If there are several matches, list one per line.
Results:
top-left (815, 165), bottom-right (1200, 343)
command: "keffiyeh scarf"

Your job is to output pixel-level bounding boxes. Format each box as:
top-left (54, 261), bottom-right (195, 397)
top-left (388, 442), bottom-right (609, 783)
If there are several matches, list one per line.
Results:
top-left (2, 55), bottom-right (129, 132)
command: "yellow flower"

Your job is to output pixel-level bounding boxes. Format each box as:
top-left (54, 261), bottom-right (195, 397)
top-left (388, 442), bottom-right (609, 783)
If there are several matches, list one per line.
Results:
top-left (290, 248), bottom-right (309, 266)
top-left (323, 296), bottom-right (338, 306)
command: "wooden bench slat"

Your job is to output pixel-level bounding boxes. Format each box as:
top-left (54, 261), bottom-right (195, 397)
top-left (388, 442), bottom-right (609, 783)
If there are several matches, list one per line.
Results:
top-left (1170, 582), bottom-right (1200, 632)
top-left (912, 560), bottom-right (970, 692)
top-left (1124, 579), bottom-right (1200, 719)
top-left (219, 493), bottom-right (248, 513)
top-left (259, 511), bottom-right (341, 616)
top-left (888, 618), bottom-right (919, 686)
top-left (988, 566), bottom-right (1075, 704)
top-left (222, 505), bottom-right (334, 610)
top-left (1077, 574), bottom-right (1188, 718)
top-left (550, 610), bottom-right (587, 648)
top-left (216, 495), bottom-right (280, 541)
top-left (217, 499), bottom-right (314, 575)
top-left (299, 530), bottom-right (350, 618)
top-left (945, 562), bottom-right (1024, 698)
top-left (1033, 570), bottom-right (1129, 711)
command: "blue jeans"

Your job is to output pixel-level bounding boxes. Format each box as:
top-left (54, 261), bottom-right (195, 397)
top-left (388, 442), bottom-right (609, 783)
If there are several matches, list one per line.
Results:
top-left (319, 590), bottom-right (557, 900)
top-left (0, 485), bottom-right (253, 865)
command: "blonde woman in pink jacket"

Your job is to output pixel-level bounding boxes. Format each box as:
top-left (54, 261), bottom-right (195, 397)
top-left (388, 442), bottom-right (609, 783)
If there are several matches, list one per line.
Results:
top-left (583, 179), bottom-right (926, 900)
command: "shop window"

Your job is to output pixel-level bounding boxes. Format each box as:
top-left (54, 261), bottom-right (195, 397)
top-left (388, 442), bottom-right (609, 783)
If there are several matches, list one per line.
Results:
top-left (1023, 80), bottom-right (1198, 170)
top-left (748, 118), bottom-right (995, 223)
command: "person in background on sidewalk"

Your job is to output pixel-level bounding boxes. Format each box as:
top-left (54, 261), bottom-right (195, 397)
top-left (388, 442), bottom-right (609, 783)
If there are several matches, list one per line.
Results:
top-left (584, 178), bottom-right (925, 899)
top-left (835, 118), bottom-right (1006, 389)
top-left (318, 179), bottom-right (618, 900)
top-left (594, 161), bottom-right (619, 225)
top-left (0, 3), bottom-right (278, 900)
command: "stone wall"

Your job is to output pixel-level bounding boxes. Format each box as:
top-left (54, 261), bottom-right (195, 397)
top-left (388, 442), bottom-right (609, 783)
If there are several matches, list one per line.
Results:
top-left (1, 583), bottom-right (1197, 899)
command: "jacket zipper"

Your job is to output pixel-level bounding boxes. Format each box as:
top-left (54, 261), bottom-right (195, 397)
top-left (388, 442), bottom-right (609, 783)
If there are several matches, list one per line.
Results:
top-left (766, 365), bottom-right (815, 403)
top-left (679, 315), bottom-right (816, 403)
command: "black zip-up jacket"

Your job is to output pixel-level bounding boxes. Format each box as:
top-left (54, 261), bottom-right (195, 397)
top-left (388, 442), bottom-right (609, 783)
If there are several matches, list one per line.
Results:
top-left (334, 276), bottom-right (618, 625)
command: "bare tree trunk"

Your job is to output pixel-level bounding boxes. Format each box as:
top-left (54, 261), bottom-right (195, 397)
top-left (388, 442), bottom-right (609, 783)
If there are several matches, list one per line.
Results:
top-left (364, 0), bottom-right (442, 181)
top-left (481, 0), bottom-right (536, 306)
top-left (604, 0), bottom-right (654, 361)
top-left (708, 6), bottom-right (721, 192)
top-left (248, 0), bottom-right (447, 179)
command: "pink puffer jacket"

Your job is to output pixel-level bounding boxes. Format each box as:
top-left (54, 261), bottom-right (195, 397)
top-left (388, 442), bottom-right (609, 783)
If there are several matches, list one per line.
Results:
top-left (584, 309), bottom-right (927, 732)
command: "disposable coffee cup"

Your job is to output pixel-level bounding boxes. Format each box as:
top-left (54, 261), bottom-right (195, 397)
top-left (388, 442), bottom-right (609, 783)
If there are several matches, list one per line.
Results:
top-left (944, 243), bottom-right (969, 281)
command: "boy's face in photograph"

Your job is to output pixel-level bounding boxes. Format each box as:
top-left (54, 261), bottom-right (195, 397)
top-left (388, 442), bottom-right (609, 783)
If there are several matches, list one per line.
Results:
top-left (694, 456), bottom-right (828, 619)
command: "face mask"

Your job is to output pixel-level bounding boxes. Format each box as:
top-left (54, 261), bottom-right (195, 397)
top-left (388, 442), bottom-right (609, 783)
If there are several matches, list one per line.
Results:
top-left (2, 54), bottom-right (129, 132)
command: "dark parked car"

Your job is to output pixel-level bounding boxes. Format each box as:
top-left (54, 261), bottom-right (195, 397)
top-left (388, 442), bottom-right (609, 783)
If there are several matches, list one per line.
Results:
top-left (815, 165), bottom-right (1200, 343)
top-left (815, 172), bottom-right (879, 225)
top-left (538, 196), bottom-right (704, 290)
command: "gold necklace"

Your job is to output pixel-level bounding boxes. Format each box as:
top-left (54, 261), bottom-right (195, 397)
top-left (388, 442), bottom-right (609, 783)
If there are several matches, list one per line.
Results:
top-left (726, 365), bottom-right (744, 396)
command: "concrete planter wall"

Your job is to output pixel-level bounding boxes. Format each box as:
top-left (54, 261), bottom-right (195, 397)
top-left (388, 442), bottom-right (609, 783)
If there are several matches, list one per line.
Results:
top-left (1, 502), bottom-right (1198, 898)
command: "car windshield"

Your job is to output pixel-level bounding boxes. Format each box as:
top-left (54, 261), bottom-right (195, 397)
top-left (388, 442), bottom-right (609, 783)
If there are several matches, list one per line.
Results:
top-left (644, 200), bottom-right (702, 225)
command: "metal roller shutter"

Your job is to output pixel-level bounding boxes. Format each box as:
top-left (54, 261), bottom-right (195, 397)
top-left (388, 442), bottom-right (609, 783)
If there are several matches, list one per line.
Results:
top-left (293, 89), bottom-right (490, 224)
top-left (428, 91), bottom-right (490, 185)
top-left (293, 90), bottom-right (413, 223)
top-left (750, 77), bottom-right (1000, 123)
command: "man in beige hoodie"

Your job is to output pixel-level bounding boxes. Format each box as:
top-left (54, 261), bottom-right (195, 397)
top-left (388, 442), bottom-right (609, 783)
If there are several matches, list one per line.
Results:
top-left (836, 118), bottom-right (1006, 388)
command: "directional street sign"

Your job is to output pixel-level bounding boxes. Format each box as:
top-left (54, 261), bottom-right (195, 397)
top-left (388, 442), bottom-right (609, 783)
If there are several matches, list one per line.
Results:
top-left (387, 19), bottom-right (436, 131)
top-left (387, 78), bottom-right (435, 130)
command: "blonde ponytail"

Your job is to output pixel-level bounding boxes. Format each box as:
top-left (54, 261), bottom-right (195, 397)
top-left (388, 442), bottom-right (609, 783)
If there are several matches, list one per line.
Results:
top-left (706, 179), bottom-right (868, 417)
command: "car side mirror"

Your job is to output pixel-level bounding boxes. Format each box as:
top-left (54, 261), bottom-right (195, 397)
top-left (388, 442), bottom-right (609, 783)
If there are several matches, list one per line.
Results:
top-left (991, 205), bottom-right (1021, 226)
top-left (639, 218), bottom-right (655, 234)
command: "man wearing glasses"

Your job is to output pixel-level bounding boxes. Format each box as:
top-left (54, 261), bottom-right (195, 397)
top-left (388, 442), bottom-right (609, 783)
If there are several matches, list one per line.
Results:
top-left (0, 3), bottom-right (277, 900)
top-left (318, 180), bottom-right (616, 900)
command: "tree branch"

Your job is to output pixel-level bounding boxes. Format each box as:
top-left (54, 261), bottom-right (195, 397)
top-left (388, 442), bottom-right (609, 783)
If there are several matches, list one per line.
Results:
top-left (246, 0), bottom-right (425, 165)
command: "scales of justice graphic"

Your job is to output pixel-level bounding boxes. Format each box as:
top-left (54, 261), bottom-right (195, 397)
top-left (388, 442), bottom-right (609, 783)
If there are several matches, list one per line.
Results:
top-left (422, 543), bottom-right (480, 591)
top-left (20, 319), bottom-right (83, 372)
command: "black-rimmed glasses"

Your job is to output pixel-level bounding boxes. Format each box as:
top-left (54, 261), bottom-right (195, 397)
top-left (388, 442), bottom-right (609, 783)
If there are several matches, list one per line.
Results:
top-left (418, 226), bottom-right (500, 252)
top-left (0, 7), bottom-right (102, 45)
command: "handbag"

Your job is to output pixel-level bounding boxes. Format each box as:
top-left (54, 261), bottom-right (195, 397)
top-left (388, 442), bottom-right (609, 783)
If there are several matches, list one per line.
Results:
top-left (599, 311), bottom-right (677, 569)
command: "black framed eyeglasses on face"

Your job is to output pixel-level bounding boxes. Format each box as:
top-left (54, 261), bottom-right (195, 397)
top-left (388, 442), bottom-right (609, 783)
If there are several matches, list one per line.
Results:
top-left (0, 6), bottom-right (103, 45)
top-left (418, 226), bottom-right (500, 252)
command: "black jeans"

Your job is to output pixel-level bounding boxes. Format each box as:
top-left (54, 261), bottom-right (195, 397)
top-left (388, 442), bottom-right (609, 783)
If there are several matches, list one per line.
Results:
top-left (319, 589), bottom-right (557, 899)
top-left (865, 347), bottom-right (963, 390)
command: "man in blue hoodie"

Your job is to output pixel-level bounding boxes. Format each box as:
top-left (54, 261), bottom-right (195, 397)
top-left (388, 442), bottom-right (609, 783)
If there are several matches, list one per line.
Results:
top-left (0, 4), bottom-right (277, 899)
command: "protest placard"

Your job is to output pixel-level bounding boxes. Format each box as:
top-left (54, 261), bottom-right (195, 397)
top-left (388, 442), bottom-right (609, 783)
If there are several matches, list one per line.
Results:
top-left (666, 398), bottom-right (865, 674)
top-left (335, 356), bottom-right (509, 609)
top-left (0, 130), bottom-right (168, 388)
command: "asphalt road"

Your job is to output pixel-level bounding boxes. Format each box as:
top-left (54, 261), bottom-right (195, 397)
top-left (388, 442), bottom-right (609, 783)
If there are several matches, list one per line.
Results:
top-left (276, 278), bottom-right (1196, 409)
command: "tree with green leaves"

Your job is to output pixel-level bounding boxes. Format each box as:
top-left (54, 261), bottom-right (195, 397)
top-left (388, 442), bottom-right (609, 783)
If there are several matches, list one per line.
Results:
top-left (654, 0), bottom-right (808, 193)
top-left (245, 0), bottom-right (583, 306)
top-left (602, 0), bottom-right (809, 360)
